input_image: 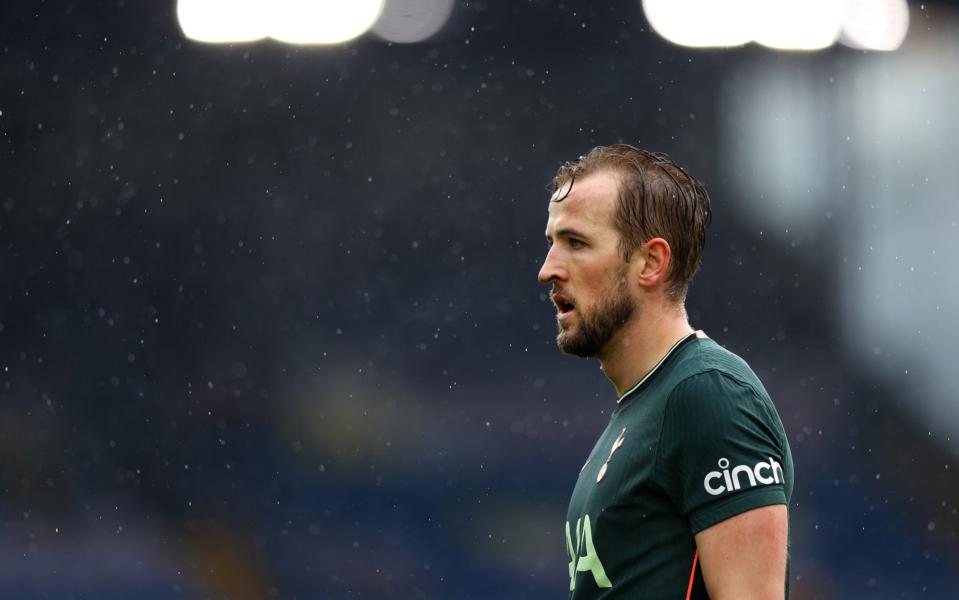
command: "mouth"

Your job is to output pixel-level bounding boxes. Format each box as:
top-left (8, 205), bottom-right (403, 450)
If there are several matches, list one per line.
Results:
top-left (552, 292), bottom-right (576, 317)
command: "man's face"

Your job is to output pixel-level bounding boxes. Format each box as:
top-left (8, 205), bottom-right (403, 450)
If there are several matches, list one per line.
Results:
top-left (538, 171), bottom-right (637, 358)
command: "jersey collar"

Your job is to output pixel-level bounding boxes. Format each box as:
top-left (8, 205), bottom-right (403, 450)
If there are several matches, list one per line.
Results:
top-left (616, 330), bottom-right (705, 404)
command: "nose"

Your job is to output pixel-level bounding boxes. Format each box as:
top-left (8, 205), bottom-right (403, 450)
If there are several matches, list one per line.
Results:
top-left (538, 245), bottom-right (567, 285)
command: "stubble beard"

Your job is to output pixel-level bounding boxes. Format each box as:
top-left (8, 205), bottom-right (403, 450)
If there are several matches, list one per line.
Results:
top-left (556, 274), bottom-right (635, 358)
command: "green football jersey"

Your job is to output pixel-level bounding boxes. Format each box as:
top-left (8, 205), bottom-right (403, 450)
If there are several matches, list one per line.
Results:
top-left (565, 331), bottom-right (793, 599)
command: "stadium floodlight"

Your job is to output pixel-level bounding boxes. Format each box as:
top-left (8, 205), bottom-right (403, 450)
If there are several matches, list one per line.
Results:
top-left (372, 0), bottom-right (456, 44)
top-left (840, 0), bottom-right (910, 51)
top-left (176, 0), bottom-right (385, 45)
top-left (177, 0), bottom-right (267, 43)
top-left (642, 0), bottom-right (910, 52)
top-left (269, 0), bottom-right (385, 44)
top-left (752, 0), bottom-right (843, 51)
top-left (642, 0), bottom-right (754, 48)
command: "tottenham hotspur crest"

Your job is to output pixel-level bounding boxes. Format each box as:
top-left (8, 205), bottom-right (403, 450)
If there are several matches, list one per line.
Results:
top-left (597, 427), bottom-right (627, 483)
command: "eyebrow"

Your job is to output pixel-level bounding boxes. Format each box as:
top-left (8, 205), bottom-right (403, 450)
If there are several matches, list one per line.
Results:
top-left (545, 227), bottom-right (591, 241)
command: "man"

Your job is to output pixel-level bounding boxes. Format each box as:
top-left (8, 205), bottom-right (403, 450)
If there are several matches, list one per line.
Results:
top-left (538, 145), bottom-right (793, 599)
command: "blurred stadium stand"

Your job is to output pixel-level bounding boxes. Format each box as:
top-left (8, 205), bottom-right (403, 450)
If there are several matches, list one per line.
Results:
top-left (1, 1), bottom-right (957, 598)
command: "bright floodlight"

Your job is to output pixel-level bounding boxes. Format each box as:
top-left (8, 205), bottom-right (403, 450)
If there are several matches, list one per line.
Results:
top-left (270, 0), bottom-right (385, 44)
top-left (642, 0), bottom-right (754, 48)
top-left (841, 0), bottom-right (910, 51)
top-left (177, 0), bottom-right (266, 43)
top-left (752, 0), bottom-right (843, 50)
top-left (372, 0), bottom-right (455, 44)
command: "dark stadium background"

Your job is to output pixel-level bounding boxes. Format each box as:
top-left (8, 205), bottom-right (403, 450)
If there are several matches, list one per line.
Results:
top-left (2, 1), bottom-right (957, 598)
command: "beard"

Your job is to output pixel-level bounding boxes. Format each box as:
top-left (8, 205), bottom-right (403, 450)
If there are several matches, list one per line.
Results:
top-left (555, 271), bottom-right (635, 358)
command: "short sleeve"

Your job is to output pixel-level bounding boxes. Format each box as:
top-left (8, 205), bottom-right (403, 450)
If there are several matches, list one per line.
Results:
top-left (655, 370), bottom-right (790, 533)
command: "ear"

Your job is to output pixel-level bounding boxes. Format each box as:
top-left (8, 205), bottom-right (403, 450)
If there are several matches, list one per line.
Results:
top-left (636, 237), bottom-right (671, 290)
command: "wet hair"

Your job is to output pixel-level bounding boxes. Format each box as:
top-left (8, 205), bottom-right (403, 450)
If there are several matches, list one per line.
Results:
top-left (551, 144), bottom-right (713, 303)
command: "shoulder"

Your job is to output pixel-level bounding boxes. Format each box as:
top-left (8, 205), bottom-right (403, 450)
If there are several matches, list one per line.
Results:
top-left (664, 337), bottom-right (770, 405)
top-left (652, 339), bottom-right (792, 529)
top-left (657, 339), bottom-right (785, 452)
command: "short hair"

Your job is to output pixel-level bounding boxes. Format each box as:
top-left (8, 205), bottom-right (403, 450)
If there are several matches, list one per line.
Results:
top-left (551, 144), bottom-right (713, 303)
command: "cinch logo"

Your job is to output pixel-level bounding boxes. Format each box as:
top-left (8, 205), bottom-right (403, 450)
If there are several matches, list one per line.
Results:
top-left (703, 457), bottom-right (784, 496)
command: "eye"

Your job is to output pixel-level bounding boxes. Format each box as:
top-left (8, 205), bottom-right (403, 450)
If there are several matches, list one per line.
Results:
top-left (568, 238), bottom-right (585, 249)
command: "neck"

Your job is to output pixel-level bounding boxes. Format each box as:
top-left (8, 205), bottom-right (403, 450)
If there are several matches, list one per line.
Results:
top-left (598, 302), bottom-right (694, 398)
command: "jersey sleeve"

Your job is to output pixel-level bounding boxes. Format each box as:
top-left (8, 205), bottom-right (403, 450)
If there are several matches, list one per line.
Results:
top-left (654, 370), bottom-right (791, 534)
